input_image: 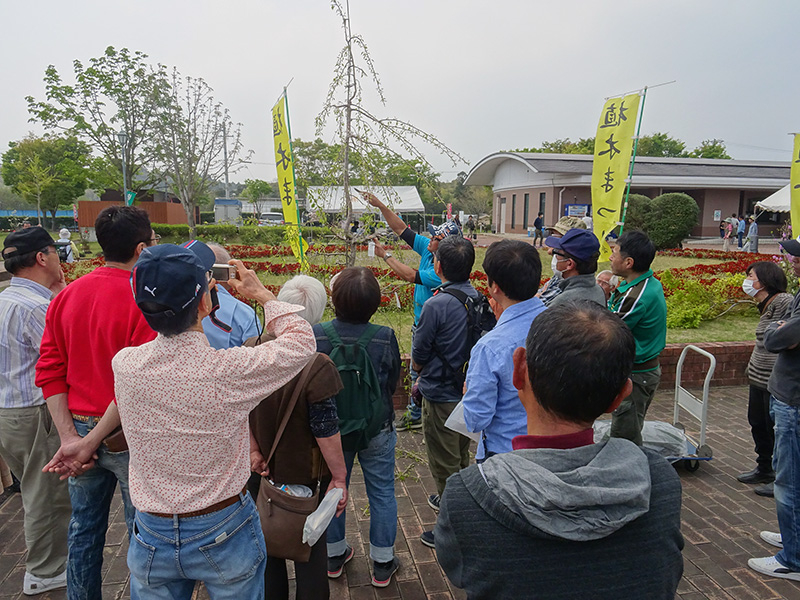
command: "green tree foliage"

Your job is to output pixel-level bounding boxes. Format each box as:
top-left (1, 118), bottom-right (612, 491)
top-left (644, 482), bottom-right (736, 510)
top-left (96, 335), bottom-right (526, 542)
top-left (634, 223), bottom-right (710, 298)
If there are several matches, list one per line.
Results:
top-left (241, 179), bottom-right (274, 216)
top-left (688, 139), bottom-right (732, 159)
top-left (511, 133), bottom-right (733, 160)
top-left (640, 192), bottom-right (700, 250)
top-left (0, 183), bottom-right (28, 210)
top-left (26, 46), bottom-right (171, 198)
top-left (1, 135), bottom-right (90, 228)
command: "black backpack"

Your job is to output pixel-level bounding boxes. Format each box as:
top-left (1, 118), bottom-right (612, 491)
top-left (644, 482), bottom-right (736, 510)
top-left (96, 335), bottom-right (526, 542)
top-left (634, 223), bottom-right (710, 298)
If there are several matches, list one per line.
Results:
top-left (321, 322), bottom-right (385, 452)
top-left (434, 288), bottom-right (496, 392)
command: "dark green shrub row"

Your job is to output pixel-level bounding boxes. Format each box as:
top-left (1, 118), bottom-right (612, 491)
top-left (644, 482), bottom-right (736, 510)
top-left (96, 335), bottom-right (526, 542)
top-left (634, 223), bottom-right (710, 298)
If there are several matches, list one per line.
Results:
top-left (0, 216), bottom-right (78, 231)
top-left (621, 192), bottom-right (699, 250)
top-left (151, 224), bottom-right (329, 244)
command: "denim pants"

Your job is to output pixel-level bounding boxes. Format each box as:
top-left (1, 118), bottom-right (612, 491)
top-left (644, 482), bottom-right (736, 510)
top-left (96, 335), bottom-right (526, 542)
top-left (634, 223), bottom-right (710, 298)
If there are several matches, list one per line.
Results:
top-left (68, 418), bottom-right (135, 600)
top-left (771, 397), bottom-right (800, 571)
top-left (327, 427), bottom-right (397, 563)
top-left (128, 492), bottom-right (266, 599)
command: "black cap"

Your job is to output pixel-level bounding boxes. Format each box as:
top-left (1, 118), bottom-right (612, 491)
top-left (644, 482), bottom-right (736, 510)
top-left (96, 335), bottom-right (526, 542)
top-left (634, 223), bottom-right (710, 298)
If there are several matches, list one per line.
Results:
top-left (2, 227), bottom-right (56, 260)
top-left (780, 237), bottom-right (800, 257)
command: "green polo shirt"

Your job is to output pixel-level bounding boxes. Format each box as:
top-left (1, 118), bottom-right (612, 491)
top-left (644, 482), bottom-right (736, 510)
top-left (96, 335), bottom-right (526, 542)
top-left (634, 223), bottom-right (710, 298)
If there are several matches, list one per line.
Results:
top-left (608, 269), bottom-right (667, 371)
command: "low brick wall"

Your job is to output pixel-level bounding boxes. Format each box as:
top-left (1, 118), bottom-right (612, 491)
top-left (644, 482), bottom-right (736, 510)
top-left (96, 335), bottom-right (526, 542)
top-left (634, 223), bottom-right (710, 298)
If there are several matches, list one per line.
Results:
top-left (391, 341), bottom-right (755, 409)
top-left (659, 341), bottom-right (754, 389)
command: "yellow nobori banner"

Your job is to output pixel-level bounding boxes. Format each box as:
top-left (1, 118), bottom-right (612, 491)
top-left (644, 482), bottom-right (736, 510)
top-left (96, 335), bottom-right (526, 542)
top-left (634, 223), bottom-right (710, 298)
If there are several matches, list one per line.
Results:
top-left (271, 93), bottom-right (308, 266)
top-left (591, 93), bottom-right (641, 261)
top-left (791, 134), bottom-right (800, 238)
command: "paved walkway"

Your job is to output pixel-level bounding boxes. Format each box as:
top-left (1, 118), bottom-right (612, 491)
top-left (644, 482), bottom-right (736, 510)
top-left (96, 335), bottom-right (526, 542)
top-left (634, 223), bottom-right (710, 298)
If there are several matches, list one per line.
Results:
top-left (0, 386), bottom-right (798, 599)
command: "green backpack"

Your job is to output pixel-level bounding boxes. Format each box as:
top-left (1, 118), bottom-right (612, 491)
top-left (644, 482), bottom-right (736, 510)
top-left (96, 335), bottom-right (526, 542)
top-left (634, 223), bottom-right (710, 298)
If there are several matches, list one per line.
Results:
top-left (321, 322), bottom-right (385, 452)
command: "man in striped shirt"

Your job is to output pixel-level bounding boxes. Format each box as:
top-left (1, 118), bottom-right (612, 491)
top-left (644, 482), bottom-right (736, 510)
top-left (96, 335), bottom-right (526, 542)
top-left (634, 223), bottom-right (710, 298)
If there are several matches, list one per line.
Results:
top-left (0, 227), bottom-right (70, 596)
top-left (608, 231), bottom-right (667, 445)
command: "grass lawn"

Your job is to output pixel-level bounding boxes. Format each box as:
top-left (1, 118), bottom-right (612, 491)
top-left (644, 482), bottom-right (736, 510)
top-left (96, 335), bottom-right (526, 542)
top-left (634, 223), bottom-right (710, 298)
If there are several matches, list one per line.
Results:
top-left (1, 229), bottom-right (758, 347)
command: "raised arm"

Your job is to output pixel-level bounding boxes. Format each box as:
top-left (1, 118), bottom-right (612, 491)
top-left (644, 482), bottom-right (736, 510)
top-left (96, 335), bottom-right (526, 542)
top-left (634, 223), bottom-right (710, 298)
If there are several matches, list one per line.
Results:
top-left (363, 192), bottom-right (408, 236)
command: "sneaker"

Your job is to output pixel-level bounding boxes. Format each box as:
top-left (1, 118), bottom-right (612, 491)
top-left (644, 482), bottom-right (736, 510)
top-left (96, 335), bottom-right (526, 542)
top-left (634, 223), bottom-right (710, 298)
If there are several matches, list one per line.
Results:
top-left (748, 556), bottom-right (800, 581)
top-left (755, 482), bottom-right (775, 497)
top-left (760, 531), bottom-right (783, 548)
top-left (420, 530), bottom-right (435, 548)
top-left (399, 409), bottom-right (422, 430)
top-left (372, 557), bottom-right (400, 588)
top-left (23, 571), bottom-right (67, 596)
top-left (428, 494), bottom-right (440, 512)
top-left (327, 545), bottom-right (354, 579)
top-left (737, 467), bottom-right (775, 484)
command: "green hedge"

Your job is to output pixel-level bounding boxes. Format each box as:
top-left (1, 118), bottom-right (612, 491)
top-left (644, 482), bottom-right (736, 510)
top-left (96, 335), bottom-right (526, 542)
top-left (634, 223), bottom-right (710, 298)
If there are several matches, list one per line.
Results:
top-left (0, 216), bottom-right (79, 231)
top-left (151, 224), bottom-right (328, 244)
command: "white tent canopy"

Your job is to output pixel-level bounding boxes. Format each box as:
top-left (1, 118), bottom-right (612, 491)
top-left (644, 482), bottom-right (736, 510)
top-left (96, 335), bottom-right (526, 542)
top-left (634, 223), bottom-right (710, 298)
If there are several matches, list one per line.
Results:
top-left (756, 184), bottom-right (790, 213)
top-left (306, 186), bottom-right (424, 214)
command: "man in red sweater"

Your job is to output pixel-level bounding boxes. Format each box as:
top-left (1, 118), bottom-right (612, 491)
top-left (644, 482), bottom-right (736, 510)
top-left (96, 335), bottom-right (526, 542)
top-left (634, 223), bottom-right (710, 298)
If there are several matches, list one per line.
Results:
top-left (36, 206), bottom-right (157, 600)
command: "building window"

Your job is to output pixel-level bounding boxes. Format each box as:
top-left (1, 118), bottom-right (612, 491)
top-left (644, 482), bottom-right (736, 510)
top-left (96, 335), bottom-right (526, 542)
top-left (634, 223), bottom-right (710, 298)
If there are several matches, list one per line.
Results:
top-left (539, 192), bottom-right (546, 218)
top-left (523, 193), bottom-right (530, 228)
top-left (511, 194), bottom-right (516, 229)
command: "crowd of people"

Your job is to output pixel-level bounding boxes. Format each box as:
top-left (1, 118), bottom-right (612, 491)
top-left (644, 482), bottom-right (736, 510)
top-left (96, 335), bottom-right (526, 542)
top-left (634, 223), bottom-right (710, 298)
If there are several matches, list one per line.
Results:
top-left (1, 200), bottom-right (799, 599)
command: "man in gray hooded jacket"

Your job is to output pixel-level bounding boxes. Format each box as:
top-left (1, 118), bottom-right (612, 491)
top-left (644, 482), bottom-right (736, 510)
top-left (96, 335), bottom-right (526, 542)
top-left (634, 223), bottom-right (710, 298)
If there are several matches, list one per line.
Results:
top-left (435, 300), bottom-right (683, 599)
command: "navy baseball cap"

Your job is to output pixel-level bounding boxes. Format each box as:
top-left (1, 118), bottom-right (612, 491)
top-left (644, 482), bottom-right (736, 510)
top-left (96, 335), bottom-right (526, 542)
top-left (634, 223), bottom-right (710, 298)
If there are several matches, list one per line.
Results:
top-left (780, 236), bottom-right (800, 257)
top-left (428, 221), bottom-right (461, 238)
top-left (545, 228), bottom-right (600, 261)
top-left (131, 240), bottom-right (215, 316)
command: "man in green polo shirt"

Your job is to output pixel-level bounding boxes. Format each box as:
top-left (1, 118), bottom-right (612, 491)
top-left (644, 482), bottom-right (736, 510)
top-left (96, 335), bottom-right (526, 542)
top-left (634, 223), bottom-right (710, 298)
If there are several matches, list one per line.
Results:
top-left (608, 230), bottom-right (667, 445)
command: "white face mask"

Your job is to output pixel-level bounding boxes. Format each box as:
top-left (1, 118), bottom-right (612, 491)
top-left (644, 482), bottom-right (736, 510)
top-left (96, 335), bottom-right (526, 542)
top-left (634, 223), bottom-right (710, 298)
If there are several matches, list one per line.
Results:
top-left (551, 254), bottom-right (563, 277)
top-left (742, 279), bottom-right (759, 298)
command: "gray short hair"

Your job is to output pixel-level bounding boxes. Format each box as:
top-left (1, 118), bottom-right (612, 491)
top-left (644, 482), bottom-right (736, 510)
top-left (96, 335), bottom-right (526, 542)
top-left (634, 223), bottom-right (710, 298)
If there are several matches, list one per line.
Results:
top-left (277, 275), bottom-right (328, 325)
top-left (596, 269), bottom-right (619, 287)
top-left (206, 242), bottom-right (231, 264)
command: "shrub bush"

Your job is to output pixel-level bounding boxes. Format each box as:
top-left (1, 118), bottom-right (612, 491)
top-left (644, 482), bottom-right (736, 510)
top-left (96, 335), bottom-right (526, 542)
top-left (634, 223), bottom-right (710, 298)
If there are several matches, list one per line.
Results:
top-left (643, 192), bottom-right (699, 250)
top-left (622, 194), bottom-right (653, 231)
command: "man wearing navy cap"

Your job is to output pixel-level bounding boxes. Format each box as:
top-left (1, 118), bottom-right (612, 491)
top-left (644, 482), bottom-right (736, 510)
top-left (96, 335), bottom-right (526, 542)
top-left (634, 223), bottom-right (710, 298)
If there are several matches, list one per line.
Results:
top-left (545, 228), bottom-right (606, 308)
top-left (113, 240), bottom-right (316, 598)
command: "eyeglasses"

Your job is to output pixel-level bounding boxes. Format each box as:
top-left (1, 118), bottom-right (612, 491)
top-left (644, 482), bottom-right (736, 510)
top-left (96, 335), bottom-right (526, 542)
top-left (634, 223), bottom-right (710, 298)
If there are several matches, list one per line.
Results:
top-left (143, 234), bottom-right (161, 246)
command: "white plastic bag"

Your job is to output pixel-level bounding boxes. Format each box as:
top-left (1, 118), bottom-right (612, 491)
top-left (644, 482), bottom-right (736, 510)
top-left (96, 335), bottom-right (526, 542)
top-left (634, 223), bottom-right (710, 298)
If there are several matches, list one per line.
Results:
top-left (302, 487), bottom-right (344, 546)
top-left (444, 400), bottom-right (482, 443)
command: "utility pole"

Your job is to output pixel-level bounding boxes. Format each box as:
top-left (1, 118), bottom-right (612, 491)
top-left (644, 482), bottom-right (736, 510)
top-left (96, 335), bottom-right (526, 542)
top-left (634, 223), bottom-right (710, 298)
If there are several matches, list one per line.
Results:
top-left (118, 131), bottom-right (129, 204)
top-left (222, 122), bottom-right (230, 199)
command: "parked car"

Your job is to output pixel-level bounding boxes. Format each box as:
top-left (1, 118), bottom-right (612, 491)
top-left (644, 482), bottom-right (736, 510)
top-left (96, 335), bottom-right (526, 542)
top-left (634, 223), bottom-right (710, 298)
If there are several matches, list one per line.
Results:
top-left (259, 213), bottom-right (284, 226)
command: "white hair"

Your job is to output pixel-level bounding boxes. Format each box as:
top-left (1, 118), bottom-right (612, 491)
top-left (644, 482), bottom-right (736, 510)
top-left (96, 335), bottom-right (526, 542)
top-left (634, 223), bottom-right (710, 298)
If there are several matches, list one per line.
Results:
top-left (596, 269), bottom-right (619, 287)
top-left (277, 275), bottom-right (328, 325)
top-left (206, 242), bottom-right (231, 264)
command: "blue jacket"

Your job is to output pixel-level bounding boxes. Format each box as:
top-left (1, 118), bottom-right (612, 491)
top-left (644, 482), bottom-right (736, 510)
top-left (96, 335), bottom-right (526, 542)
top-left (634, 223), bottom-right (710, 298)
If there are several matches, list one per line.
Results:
top-left (412, 281), bottom-right (479, 403)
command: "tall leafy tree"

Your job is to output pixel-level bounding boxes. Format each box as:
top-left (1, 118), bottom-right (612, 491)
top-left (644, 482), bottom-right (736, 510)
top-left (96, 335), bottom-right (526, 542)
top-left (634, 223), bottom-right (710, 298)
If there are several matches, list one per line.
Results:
top-left (688, 139), bottom-right (732, 159)
top-left (1, 135), bottom-right (90, 228)
top-left (241, 178), bottom-right (274, 217)
top-left (26, 46), bottom-right (170, 198)
top-left (154, 69), bottom-right (248, 237)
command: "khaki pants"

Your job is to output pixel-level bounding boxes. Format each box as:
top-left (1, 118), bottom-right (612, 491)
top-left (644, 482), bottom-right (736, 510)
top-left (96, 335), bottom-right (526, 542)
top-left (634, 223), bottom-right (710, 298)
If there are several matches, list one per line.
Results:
top-left (422, 399), bottom-right (471, 496)
top-left (0, 404), bottom-right (71, 578)
top-left (609, 367), bottom-right (661, 446)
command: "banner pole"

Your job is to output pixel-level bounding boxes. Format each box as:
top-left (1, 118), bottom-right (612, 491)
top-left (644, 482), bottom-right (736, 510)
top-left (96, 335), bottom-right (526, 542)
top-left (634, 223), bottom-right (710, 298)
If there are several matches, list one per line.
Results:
top-left (282, 88), bottom-right (308, 268)
top-left (618, 86), bottom-right (648, 236)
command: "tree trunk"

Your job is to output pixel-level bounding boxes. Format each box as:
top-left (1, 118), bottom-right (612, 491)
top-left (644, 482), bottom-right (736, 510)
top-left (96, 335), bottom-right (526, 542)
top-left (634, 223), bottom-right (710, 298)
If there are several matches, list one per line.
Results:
top-left (36, 194), bottom-right (43, 226)
top-left (183, 198), bottom-right (197, 240)
top-left (50, 209), bottom-right (57, 231)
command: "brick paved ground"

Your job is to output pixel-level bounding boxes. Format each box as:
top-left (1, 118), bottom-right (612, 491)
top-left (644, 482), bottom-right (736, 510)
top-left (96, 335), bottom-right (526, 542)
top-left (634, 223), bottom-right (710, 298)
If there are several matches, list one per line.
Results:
top-left (1, 385), bottom-right (799, 599)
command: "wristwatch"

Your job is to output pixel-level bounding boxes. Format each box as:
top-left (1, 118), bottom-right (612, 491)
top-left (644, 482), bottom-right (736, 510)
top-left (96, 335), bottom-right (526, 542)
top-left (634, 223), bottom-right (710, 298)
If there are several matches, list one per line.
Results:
top-left (382, 251), bottom-right (393, 261)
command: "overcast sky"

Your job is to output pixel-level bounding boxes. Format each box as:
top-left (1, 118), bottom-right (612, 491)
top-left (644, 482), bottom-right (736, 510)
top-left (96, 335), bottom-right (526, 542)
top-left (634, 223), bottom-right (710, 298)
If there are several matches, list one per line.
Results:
top-left (2, 0), bottom-right (798, 184)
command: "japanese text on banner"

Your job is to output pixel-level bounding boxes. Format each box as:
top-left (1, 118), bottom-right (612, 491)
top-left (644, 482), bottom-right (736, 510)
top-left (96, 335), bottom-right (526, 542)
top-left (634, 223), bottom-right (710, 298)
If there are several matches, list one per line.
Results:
top-left (272, 94), bottom-right (308, 266)
top-left (591, 93), bottom-right (641, 261)
top-left (791, 134), bottom-right (800, 237)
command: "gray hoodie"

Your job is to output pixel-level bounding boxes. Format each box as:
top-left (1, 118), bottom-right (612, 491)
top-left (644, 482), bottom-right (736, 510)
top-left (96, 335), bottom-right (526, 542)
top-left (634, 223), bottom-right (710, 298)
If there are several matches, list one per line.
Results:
top-left (435, 439), bottom-right (683, 599)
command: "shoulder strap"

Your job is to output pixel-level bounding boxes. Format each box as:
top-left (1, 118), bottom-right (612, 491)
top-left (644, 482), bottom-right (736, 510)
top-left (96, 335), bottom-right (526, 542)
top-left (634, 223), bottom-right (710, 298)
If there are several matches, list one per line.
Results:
top-left (440, 287), bottom-right (470, 310)
top-left (321, 321), bottom-right (343, 347)
top-left (264, 358), bottom-right (317, 466)
top-left (355, 323), bottom-right (382, 347)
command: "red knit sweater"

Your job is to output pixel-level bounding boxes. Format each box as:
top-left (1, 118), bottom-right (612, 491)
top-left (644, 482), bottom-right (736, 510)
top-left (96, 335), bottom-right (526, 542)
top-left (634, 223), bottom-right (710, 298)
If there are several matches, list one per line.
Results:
top-left (36, 267), bottom-right (156, 416)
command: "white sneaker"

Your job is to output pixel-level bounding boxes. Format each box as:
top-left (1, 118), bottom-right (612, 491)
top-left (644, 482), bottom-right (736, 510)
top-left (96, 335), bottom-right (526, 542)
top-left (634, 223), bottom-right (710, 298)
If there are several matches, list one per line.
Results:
top-left (23, 570), bottom-right (67, 596)
top-left (748, 556), bottom-right (800, 581)
top-left (760, 531), bottom-right (783, 548)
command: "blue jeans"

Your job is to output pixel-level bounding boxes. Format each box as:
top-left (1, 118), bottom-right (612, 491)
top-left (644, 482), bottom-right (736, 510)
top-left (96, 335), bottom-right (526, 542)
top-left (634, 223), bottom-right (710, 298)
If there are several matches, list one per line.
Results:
top-left (771, 397), bottom-right (800, 571)
top-left (128, 492), bottom-right (266, 599)
top-left (67, 418), bottom-right (135, 600)
top-left (327, 427), bottom-right (397, 563)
